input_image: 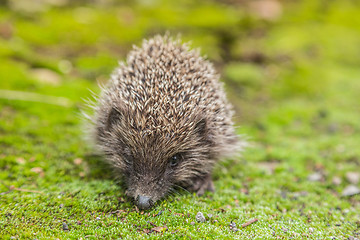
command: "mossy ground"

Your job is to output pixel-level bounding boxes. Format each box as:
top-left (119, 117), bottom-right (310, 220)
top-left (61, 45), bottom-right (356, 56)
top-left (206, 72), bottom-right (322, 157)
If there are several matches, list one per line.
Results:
top-left (0, 0), bottom-right (359, 239)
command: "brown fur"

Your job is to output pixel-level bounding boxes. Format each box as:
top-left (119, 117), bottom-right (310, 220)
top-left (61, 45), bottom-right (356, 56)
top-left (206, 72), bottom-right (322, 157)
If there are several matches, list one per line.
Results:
top-left (87, 35), bottom-right (245, 207)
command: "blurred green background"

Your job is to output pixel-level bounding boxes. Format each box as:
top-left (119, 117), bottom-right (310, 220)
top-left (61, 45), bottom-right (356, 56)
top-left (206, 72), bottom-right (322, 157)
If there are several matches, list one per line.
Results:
top-left (0, 0), bottom-right (359, 239)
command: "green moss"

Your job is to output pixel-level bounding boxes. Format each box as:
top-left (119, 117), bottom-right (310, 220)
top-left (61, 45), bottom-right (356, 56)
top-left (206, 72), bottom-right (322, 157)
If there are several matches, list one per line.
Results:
top-left (0, 0), bottom-right (359, 239)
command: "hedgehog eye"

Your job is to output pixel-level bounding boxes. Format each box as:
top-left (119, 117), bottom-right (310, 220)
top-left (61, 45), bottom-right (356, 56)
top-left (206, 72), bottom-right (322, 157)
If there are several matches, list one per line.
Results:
top-left (168, 154), bottom-right (181, 167)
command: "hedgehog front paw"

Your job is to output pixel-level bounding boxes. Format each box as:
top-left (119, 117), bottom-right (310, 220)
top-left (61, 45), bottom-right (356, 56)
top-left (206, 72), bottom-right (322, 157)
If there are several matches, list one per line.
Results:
top-left (193, 175), bottom-right (215, 196)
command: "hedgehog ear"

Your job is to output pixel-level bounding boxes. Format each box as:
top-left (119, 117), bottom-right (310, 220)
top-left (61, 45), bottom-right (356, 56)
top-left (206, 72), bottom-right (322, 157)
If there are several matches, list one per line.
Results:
top-left (194, 117), bottom-right (214, 146)
top-left (195, 118), bottom-right (206, 135)
top-left (194, 118), bottom-right (207, 136)
top-left (106, 107), bottom-right (123, 130)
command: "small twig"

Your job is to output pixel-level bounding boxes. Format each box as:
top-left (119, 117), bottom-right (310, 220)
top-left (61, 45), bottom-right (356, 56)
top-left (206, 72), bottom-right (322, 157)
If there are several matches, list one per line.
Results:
top-left (0, 183), bottom-right (44, 194)
top-left (241, 218), bottom-right (259, 228)
top-left (0, 191), bottom-right (11, 195)
top-left (12, 187), bottom-right (44, 194)
top-left (0, 89), bottom-right (73, 107)
top-left (147, 221), bottom-right (157, 227)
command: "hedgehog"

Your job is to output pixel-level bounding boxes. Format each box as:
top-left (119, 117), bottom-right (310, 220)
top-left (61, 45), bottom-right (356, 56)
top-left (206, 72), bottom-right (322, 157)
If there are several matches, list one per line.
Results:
top-left (89, 35), bottom-right (245, 210)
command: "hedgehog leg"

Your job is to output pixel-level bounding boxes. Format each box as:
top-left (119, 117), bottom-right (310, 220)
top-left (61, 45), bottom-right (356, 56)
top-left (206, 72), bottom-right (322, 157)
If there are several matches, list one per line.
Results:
top-left (193, 174), bottom-right (215, 196)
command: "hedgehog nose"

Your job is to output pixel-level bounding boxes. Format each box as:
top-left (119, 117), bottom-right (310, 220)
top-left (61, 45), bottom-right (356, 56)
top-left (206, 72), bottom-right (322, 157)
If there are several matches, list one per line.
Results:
top-left (136, 195), bottom-right (153, 210)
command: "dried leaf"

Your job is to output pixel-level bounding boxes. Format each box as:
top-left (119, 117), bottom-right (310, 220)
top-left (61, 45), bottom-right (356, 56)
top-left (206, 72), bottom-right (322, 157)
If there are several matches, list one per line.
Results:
top-left (16, 157), bottom-right (26, 164)
top-left (31, 68), bottom-right (62, 86)
top-left (241, 218), bottom-right (259, 228)
top-left (249, 0), bottom-right (282, 21)
top-left (30, 167), bottom-right (44, 177)
top-left (31, 167), bottom-right (43, 173)
top-left (73, 158), bottom-right (83, 165)
top-left (151, 225), bottom-right (168, 233)
top-left (257, 161), bottom-right (279, 175)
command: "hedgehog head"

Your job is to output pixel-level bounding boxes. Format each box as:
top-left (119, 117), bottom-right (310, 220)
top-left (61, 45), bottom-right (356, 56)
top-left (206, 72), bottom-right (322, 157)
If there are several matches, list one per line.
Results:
top-left (96, 105), bottom-right (215, 209)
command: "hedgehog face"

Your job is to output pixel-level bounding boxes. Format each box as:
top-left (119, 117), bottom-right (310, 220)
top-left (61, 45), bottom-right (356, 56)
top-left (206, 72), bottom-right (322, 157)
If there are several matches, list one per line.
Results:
top-left (122, 152), bottom-right (184, 210)
top-left (120, 133), bottom-right (212, 210)
top-left (98, 107), bottom-right (214, 209)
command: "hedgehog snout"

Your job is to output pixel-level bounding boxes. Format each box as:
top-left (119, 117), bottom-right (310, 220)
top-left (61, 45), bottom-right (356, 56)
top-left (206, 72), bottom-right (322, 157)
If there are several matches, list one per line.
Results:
top-left (135, 195), bottom-right (153, 210)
